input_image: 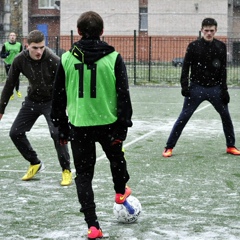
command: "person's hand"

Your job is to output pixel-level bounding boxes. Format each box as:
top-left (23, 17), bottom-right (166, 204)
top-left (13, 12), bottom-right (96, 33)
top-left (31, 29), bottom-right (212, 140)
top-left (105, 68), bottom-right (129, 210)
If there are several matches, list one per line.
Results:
top-left (111, 126), bottom-right (128, 145)
top-left (181, 87), bottom-right (190, 97)
top-left (0, 114), bottom-right (3, 120)
top-left (58, 123), bottom-right (70, 145)
top-left (221, 90), bottom-right (230, 104)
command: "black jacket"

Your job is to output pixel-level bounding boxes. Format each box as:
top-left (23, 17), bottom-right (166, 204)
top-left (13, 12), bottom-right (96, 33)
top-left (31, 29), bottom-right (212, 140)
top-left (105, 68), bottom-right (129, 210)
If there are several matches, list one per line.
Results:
top-left (181, 37), bottom-right (227, 90)
top-left (0, 47), bottom-right (59, 114)
top-left (51, 37), bottom-right (133, 128)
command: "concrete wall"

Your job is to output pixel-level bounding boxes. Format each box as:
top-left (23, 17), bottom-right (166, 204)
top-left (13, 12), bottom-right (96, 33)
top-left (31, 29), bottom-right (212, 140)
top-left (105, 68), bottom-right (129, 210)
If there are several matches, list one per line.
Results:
top-left (148, 0), bottom-right (228, 36)
top-left (60, 0), bottom-right (228, 36)
top-left (60, 0), bottom-right (138, 36)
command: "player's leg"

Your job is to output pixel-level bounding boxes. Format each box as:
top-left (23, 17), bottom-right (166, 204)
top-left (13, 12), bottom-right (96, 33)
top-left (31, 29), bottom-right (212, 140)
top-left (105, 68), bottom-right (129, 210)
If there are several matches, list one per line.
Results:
top-left (43, 101), bottom-right (71, 185)
top-left (163, 83), bottom-right (205, 156)
top-left (99, 125), bottom-right (131, 203)
top-left (70, 126), bottom-right (101, 236)
top-left (4, 64), bottom-right (10, 75)
top-left (208, 85), bottom-right (238, 154)
top-left (9, 97), bottom-right (44, 180)
top-left (15, 77), bottom-right (22, 97)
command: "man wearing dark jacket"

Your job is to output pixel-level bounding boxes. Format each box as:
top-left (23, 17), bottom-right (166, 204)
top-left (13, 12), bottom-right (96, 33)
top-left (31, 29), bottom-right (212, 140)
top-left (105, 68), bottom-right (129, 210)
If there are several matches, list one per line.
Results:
top-left (0, 30), bottom-right (72, 185)
top-left (51, 11), bottom-right (133, 239)
top-left (163, 18), bottom-right (240, 157)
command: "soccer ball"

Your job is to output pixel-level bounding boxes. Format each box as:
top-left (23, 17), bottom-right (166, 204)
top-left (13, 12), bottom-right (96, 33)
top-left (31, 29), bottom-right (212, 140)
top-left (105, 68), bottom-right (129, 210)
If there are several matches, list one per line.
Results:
top-left (113, 195), bottom-right (142, 223)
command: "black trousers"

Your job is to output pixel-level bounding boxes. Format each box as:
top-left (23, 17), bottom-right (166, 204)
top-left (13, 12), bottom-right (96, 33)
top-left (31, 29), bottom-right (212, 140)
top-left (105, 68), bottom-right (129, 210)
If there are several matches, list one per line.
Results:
top-left (71, 124), bottom-right (130, 223)
top-left (5, 64), bottom-right (20, 92)
top-left (9, 97), bottom-right (70, 170)
top-left (166, 83), bottom-right (235, 148)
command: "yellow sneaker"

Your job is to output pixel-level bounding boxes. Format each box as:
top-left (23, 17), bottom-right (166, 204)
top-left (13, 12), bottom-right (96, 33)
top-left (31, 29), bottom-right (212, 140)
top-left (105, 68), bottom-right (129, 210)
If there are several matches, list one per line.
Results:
top-left (61, 169), bottom-right (72, 186)
top-left (22, 162), bottom-right (44, 181)
top-left (17, 91), bottom-right (22, 98)
top-left (10, 94), bottom-right (14, 100)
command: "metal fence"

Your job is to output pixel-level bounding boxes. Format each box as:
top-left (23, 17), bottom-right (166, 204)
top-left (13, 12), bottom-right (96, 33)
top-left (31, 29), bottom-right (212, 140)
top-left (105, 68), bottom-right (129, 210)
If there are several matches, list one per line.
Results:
top-left (1, 32), bottom-right (240, 86)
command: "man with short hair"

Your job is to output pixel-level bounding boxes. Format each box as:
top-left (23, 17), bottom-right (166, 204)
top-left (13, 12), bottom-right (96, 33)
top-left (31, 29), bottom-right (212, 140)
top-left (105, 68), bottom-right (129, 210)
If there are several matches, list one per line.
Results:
top-left (51, 11), bottom-right (133, 239)
top-left (0, 30), bottom-right (72, 186)
top-left (163, 18), bottom-right (240, 157)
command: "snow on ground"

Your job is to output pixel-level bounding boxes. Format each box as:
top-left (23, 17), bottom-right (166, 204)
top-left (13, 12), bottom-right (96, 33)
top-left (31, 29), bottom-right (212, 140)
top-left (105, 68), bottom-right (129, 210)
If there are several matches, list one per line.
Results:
top-left (1, 86), bottom-right (240, 239)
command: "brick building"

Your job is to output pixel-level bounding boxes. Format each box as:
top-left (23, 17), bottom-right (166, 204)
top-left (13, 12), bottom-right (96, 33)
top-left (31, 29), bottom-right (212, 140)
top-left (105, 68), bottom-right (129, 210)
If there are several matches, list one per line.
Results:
top-left (1, 0), bottom-right (239, 38)
top-left (1, 0), bottom-right (240, 62)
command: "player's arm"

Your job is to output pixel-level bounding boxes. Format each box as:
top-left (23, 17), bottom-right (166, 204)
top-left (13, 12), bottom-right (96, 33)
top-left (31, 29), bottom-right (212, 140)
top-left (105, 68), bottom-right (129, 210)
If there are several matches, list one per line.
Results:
top-left (220, 43), bottom-right (227, 90)
top-left (51, 61), bottom-right (69, 145)
top-left (0, 45), bottom-right (9, 58)
top-left (115, 54), bottom-right (133, 128)
top-left (51, 61), bottom-right (68, 126)
top-left (111, 54), bottom-right (133, 145)
top-left (219, 43), bottom-right (229, 104)
top-left (180, 43), bottom-right (192, 97)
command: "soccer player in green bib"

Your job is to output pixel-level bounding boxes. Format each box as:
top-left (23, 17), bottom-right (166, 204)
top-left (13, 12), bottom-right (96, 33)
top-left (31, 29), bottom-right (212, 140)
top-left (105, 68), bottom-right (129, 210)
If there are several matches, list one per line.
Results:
top-left (0, 32), bottom-right (23, 99)
top-left (51, 11), bottom-right (133, 239)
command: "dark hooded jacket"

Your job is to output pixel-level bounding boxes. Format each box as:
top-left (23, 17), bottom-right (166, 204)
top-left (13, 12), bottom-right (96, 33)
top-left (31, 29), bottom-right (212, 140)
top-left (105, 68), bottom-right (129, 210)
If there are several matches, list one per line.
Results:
top-left (0, 47), bottom-right (59, 114)
top-left (51, 38), bottom-right (133, 128)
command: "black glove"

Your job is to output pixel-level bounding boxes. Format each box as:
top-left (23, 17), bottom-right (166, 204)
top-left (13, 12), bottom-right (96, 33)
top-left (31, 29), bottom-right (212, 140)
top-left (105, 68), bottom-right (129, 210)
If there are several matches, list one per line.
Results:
top-left (1, 51), bottom-right (10, 58)
top-left (181, 87), bottom-right (190, 97)
top-left (221, 90), bottom-right (230, 105)
top-left (111, 126), bottom-right (128, 145)
top-left (58, 123), bottom-right (70, 145)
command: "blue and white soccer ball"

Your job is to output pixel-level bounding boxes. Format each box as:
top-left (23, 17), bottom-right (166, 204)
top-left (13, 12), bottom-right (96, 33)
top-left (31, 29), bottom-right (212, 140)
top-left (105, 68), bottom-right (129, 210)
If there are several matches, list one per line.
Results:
top-left (113, 195), bottom-right (142, 223)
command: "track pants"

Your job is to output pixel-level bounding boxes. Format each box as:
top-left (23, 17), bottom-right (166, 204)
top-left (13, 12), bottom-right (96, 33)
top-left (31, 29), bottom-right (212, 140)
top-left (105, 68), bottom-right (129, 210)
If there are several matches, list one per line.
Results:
top-left (70, 124), bottom-right (130, 224)
top-left (10, 97), bottom-right (70, 170)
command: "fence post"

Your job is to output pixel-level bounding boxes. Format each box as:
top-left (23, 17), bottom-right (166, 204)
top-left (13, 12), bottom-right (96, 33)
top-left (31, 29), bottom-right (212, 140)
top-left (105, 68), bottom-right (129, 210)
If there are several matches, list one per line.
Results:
top-left (71, 30), bottom-right (73, 47)
top-left (148, 36), bottom-right (152, 82)
top-left (134, 30), bottom-right (137, 85)
top-left (55, 36), bottom-right (59, 56)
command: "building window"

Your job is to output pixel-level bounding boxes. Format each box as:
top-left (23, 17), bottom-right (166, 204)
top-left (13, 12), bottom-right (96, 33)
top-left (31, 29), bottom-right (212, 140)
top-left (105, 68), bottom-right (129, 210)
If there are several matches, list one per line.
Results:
top-left (39, 0), bottom-right (55, 9)
top-left (139, 7), bottom-right (148, 31)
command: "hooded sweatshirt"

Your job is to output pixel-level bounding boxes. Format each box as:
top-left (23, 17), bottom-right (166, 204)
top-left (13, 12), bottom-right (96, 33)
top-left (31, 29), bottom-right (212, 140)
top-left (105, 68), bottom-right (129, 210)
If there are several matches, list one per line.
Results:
top-left (0, 47), bottom-right (59, 114)
top-left (51, 38), bottom-right (132, 128)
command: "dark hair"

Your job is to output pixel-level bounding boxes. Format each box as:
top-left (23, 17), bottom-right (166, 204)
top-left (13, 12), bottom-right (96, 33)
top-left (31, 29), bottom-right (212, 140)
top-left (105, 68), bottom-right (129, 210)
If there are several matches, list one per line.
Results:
top-left (77, 11), bottom-right (104, 38)
top-left (27, 30), bottom-right (45, 44)
top-left (201, 18), bottom-right (217, 28)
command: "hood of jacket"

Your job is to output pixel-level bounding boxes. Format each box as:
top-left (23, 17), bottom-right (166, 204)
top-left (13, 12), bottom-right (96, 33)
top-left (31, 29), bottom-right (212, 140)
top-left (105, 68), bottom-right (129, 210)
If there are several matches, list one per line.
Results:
top-left (70, 37), bottom-right (115, 64)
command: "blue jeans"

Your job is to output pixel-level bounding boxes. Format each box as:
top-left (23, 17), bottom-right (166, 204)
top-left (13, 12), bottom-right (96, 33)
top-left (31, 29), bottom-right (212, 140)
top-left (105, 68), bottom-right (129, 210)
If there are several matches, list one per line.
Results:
top-left (166, 83), bottom-right (235, 148)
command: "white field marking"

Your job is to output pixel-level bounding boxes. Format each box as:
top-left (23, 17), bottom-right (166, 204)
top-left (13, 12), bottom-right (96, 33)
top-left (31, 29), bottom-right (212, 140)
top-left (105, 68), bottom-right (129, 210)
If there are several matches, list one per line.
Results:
top-left (0, 103), bottom-right (211, 173)
top-left (96, 129), bottom-right (158, 161)
top-left (0, 169), bottom-right (76, 174)
top-left (96, 103), bottom-right (212, 161)
top-left (195, 103), bottom-right (211, 113)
